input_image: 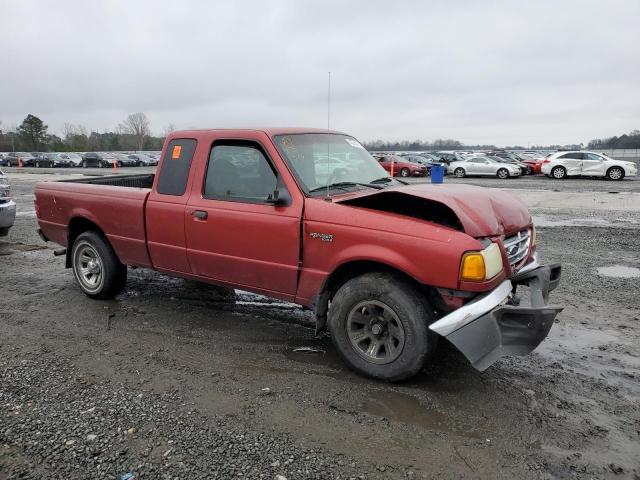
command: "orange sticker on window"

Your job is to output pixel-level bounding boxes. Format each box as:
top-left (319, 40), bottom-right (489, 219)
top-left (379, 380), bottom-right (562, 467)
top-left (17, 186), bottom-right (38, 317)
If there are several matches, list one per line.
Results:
top-left (171, 145), bottom-right (182, 159)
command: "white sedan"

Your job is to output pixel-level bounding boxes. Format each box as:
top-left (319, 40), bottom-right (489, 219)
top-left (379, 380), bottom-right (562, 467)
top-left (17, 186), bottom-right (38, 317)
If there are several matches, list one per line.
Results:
top-left (541, 151), bottom-right (637, 180)
top-left (449, 157), bottom-right (521, 179)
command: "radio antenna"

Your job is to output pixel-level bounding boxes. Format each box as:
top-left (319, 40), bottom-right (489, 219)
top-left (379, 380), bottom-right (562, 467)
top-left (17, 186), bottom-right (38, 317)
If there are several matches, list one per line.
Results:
top-left (325, 71), bottom-right (332, 201)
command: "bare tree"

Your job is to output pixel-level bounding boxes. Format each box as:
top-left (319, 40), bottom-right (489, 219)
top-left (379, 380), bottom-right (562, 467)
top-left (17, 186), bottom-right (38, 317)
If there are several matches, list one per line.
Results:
top-left (120, 112), bottom-right (150, 151)
top-left (163, 123), bottom-right (176, 137)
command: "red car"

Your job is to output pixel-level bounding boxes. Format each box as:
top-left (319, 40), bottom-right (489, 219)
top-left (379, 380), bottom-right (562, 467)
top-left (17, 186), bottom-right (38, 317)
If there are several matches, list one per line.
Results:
top-left (35, 128), bottom-right (561, 381)
top-left (374, 154), bottom-right (427, 177)
top-left (519, 155), bottom-right (546, 174)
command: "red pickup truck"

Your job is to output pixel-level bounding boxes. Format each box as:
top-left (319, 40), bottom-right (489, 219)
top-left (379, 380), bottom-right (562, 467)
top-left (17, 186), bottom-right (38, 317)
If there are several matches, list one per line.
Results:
top-left (35, 128), bottom-right (562, 381)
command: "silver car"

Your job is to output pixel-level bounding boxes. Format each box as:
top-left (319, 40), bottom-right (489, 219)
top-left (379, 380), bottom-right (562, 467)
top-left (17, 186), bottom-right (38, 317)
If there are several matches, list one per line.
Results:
top-left (450, 157), bottom-right (521, 179)
top-left (0, 169), bottom-right (17, 236)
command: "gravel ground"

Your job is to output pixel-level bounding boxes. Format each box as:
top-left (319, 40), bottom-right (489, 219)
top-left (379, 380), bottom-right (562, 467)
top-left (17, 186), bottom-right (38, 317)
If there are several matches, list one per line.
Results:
top-left (1, 171), bottom-right (639, 479)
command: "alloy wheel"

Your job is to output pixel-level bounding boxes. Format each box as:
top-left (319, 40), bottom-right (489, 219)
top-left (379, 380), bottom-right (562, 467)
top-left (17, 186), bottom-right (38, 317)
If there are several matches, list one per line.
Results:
top-left (346, 300), bottom-right (406, 365)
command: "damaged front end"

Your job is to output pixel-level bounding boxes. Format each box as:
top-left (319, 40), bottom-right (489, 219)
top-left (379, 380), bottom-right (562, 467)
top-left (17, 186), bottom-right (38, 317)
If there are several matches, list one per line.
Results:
top-left (429, 260), bottom-right (562, 371)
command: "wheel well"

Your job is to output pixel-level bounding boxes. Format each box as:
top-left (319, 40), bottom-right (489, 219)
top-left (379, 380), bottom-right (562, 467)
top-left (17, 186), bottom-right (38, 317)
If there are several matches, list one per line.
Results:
top-left (65, 217), bottom-right (105, 268)
top-left (606, 166), bottom-right (625, 178)
top-left (313, 260), bottom-right (439, 332)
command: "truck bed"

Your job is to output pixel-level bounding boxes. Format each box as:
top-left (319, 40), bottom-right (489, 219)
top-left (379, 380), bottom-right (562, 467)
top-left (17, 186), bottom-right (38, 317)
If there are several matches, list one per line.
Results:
top-left (35, 174), bottom-right (154, 268)
top-left (61, 173), bottom-right (155, 189)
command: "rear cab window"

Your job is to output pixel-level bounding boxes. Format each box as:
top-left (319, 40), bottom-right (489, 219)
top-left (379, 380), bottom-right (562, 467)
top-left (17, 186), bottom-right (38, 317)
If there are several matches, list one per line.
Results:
top-left (156, 139), bottom-right (197, 196)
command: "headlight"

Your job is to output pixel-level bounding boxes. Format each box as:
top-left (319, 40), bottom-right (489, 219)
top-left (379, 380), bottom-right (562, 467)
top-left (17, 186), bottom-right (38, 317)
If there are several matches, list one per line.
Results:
top-left (460, 243), bottom-right (503, 282)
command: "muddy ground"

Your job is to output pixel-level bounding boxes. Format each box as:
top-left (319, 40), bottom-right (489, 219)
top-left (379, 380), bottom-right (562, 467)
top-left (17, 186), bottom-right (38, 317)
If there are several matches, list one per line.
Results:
top-left (1, 170), bottom-right (639, 479)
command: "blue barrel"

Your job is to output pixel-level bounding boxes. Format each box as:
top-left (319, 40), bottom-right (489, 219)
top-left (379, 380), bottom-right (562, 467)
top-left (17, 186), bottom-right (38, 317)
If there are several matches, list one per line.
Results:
top-left (431, 164), bottom-right (445, 183)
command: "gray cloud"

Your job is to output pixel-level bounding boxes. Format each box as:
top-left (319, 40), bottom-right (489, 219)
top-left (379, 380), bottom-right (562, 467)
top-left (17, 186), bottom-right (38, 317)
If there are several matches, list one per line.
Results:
top-left (2, 0), bottom-right (639, 145)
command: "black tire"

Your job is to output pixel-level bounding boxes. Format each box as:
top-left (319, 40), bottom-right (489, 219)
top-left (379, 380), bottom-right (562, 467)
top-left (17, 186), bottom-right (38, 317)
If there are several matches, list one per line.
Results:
top-left (454, 167), bottom-right (466, 178)
top-left (81, 160), bottom-right (87, 168)
top-left (551, 166), bottom-right (566, 179)
top-left (606, 166), bottom-right (625, 181)
top-left (0, 227), bottom-right (9, 237)
top-left (497, 168), bottom-right (509, 179)
top-left (71, 231), bottom-right (127, 299)
top-left (35, 161), bottom-right (40, 168)
top-left (400, 168), bottom-right (410, 177)
top-left (328, 272), bottom-right (436, 382)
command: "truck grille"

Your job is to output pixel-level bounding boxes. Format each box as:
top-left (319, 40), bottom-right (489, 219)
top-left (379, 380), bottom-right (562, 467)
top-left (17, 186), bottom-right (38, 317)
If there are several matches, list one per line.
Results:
top-left (503, 229), bottom-right (531, 269)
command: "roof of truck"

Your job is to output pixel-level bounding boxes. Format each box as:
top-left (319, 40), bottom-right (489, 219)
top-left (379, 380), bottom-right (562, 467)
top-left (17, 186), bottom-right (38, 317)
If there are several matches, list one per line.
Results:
top-left (169, 127), bottom-right (348, 137)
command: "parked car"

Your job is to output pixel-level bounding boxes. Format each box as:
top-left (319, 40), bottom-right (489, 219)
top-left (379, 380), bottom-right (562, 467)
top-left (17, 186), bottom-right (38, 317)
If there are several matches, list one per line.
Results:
top-left (541, 151), bottom-right (638, 180)
top-left (114, 153), bottom-right (138, 167)
top-left (486, 152), bottom-right (532, 175)
top-left (59, 153), bottom-right (83, 167)
top-left (33, 152), bottom-right (72, 168)
top-left (432, 151), bottom-right (467, 165)
top-left (3, 152), bottom-right (36, 167)
top-left (128, 153), bottom-right (158, 166)
top-left (0, 169), bottom-right (16, 236)
top-left (35, 127), bottom-right (562, 381)
top-left (402, 155), bottom-right (448, 175)
top-left (487, 155), bottom-right (532, 175)
top-left (81, 152), bottom-right (105, 168)
top-left (374, 154), bottom-right (427, 177)
top-left (450, 157), bottom-right (521, 178)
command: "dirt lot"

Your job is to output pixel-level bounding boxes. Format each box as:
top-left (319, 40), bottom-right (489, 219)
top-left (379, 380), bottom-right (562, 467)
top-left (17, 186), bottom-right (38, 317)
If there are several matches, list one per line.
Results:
top-left (1, 169), bottom-right (639, 479)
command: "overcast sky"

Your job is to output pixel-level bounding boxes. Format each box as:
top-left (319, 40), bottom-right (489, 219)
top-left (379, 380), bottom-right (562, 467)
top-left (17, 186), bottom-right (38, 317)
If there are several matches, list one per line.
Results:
top-left (2, 0), bottom-right (639, 146)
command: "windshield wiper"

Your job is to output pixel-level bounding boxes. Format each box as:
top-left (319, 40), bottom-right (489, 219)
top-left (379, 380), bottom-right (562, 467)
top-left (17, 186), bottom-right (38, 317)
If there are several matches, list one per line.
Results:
top-left (369, 177), bottom-right (394, 184)
top-left (309, 181), bottom-right (383, 194)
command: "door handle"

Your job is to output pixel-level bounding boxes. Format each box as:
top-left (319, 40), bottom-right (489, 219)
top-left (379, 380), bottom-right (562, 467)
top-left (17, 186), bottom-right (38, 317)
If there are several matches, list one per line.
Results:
top-left (192, 210), bottom-right (208, 220)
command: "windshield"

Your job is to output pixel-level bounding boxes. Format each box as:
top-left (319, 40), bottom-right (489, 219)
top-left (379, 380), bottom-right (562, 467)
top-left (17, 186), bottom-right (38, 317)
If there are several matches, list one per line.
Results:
top-left (274, 133), bottom-right (390, 195)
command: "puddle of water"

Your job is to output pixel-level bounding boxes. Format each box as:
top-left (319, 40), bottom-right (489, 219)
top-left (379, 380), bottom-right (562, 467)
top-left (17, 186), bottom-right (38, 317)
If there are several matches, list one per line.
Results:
top-left (596, 265), bottom-right (640, 279)
top-left (357, 390), bottom-right (480, 438)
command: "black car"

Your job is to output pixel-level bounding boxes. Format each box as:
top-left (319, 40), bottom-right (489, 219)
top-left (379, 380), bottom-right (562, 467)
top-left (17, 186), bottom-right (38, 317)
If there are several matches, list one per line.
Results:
top-left (2, 152), bottom-right (36, 167)
top-left (81, 152), bottom-right (108, 168)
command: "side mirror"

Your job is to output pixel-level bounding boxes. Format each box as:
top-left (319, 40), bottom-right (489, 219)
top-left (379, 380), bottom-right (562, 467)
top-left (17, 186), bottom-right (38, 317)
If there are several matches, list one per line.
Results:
top-left (265, 187), bottom-right (291, 206)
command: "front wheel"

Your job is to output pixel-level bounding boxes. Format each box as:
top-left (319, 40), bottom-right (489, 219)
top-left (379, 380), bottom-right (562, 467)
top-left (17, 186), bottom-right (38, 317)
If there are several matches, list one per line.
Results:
top-left (328, 272), bottom-right (436, 382)
top-left (72, 231), bottom-right (127, 299)
top-left (400, 168), bottom-right (410, 177)
top-left (497, 168), bottom-right (509, 179)
top-left (606, 166), bottom-right (624, 181)
top-left (81, 160), bottom-right (87, 168)
top-left (454, 167), bottom-right (466, 178)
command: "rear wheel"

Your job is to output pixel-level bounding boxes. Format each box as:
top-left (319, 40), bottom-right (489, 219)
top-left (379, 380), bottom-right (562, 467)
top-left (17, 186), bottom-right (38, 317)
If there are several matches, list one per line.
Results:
top-left (454, 167), bottom-right (466, 178)
top-left (328, 272), bottom-right (436, 382)
top-left (81, 160), bottom-right (88, 168)
top-left (72, 231), bottom-right (127, 299)
top-left (606, 166), bottom-right (624, 181)
top-left (400, 168), bottom-right (410, 177)
top-left (497, 168), bottom-right (509, 179)
top-left (551, 166), bottom-right (566, 179)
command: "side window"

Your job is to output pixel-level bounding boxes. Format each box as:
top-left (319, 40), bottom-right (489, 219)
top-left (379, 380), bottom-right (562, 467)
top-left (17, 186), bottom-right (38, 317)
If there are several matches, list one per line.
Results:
top-left (157, 138), bottom-right (197, 196)
top-left (559, 152), bottom-right (581, 159)
top-left (586, 153), bottom-right (602, 161)
top-left (204, 141), bottom-right (277, 203)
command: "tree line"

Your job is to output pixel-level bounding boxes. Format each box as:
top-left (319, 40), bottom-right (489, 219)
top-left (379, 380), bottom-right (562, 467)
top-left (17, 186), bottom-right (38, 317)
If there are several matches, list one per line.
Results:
top-left (587, 129), bottom-right (640, 149)
top-left (0, 113), bottom-right (172, 153)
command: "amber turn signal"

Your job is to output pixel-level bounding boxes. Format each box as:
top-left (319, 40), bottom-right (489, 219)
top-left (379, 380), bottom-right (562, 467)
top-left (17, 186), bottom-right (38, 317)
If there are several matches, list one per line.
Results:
top-left (460, 252), bottom-right (486, 281)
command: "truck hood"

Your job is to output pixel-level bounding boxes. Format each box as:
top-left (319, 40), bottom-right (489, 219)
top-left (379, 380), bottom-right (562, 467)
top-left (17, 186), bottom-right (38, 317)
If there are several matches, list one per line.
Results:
top-left (335, 183), bottom-right (531, 237)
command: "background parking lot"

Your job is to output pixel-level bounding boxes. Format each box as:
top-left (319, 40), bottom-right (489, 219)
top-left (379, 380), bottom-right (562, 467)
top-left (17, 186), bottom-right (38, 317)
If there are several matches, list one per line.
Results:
top-left (1, 168), bottom-right (639, 479)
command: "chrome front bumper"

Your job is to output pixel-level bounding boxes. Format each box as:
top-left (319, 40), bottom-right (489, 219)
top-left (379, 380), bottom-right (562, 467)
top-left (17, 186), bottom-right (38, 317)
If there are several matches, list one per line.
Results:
top-left (0, 200), bottom-right (16, 229)
top-left (430, 258), bottom-right (562, 371)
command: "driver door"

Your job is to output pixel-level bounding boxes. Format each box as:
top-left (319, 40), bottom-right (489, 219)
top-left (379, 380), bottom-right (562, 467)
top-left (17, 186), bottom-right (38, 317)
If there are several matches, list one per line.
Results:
top-left (185, 138), bottom-right (303, 297)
